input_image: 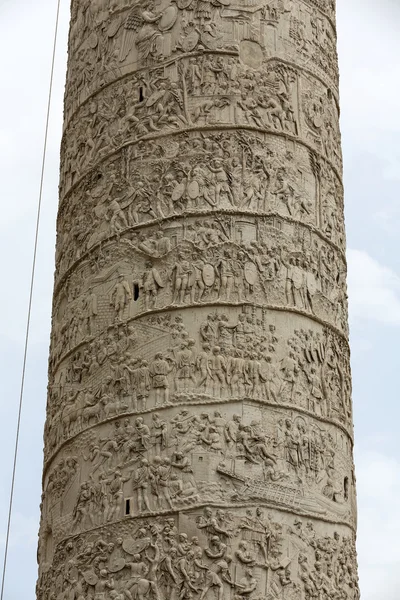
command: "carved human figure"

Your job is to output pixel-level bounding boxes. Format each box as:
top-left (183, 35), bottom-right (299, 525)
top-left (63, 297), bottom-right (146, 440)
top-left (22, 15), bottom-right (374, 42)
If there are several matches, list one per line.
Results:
top-left (152, 412), bottom-right (168, 453)
top-left (72, 482), bottom-right (94, 532)
top-left (175, 342), bottom-right (196, 393)
top-left (208, 159), bottom-right (234, 206)
top-left (305, 366), bottom-right (326, 416)
top-left (106, 469), bottom-right (130, 522)
top-left (108, 198), bottom-right (129, 235)
top-left (224, 414), bottom-right (241, 455)
top-left (150, 456), bottom-right (174, 510)
top-left (208, 346), bottom-right (226, 397)
top-left (217, 251), bottom-right (236, 302)
top-left (150, 354), bottom-right (172, 406)
top-left (140, 262), bottom-right (164, 311)
top-left (132, 457), bottom-right (151, 514)
top-left (235, 567), bottom-right (258, 600)
top-left (136, 360), bottom-right (151, 411)
top-left (284, 420), bottom-right (303, 480)
top-left (95, 569), bottom-right (115, 596)
top-left (171, 256), bottom-right (194, 305)
top-left (110, 274), bottom-right (132, 321)
top-left (280, 351), bottom-right (299, 403)
top-left (262, 355), bottom-right (279, 403)
top-left (83, 287), bottom-right (98, 335)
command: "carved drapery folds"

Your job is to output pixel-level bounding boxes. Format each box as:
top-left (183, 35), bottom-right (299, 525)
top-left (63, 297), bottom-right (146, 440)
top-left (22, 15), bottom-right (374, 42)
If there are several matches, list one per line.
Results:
top-left (37, 1), bottom-right (359, 599)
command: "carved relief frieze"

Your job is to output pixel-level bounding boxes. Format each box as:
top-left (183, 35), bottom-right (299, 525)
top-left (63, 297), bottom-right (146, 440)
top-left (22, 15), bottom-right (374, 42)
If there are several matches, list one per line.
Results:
top-left (64, 0), bottom-right (338, 120)
top-left (60, 53), bottom-right (341, 198)
top-left (55, 130), bottom-right (345, 283)
top-left (45, 307), bottom-right (352, 466)
top-left (37, 0), bottom-right (358, 595)
top-left (51, 214), bottom-right (348, 369)
top-left (37, 507), bottom-right (358, 600)
top-left (42, 399), bottom-right (355, 544)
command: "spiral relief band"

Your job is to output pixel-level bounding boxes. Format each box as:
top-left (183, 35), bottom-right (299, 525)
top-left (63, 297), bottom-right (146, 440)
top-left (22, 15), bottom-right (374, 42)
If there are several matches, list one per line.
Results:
top-left (37, 1), bottom-right (360, 599)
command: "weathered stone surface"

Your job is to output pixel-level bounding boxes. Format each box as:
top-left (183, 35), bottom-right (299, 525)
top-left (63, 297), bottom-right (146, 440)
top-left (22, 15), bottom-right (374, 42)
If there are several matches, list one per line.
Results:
top-left (37, 1), bottom-right (359, 599)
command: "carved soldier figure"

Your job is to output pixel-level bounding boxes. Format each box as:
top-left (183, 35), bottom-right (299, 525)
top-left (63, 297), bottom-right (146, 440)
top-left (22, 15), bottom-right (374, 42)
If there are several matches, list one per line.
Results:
top-left (175, 342), bottom-right (196, 393)
top-left (106, 470), bottom-right (130, 522)
top-left (140, 262), bottom-right (164, 311)
top-left (208, 346), bottom-right (226, 397)
top-left (217, 251), bottom-right (236, 302)
top-left (152, 412), bottom-right (168, 452)
top-left (171, 256), bottom-right (194, 305)
top-left (235, 567), bottom-right (258, 600)
top-left (134, 417), bottom-right (151, 451)
top-left (72, 482), bottom-right (94, 532)
top-left (83, 286), bottom-right (98, 335)
top-left (136, 360), bottom-right (151, 410)
top-left (150, 354), bottom-right (172, 406)
top-left (196, 343), bottom-right (211, 392)
top-left (305, 366), bottom-right (325, 416)
top-left (132, 458), bottom-right (151, 513)
top-left (224, 413), bottom-right (240, 454)
top-left (280, 351), bottom-right (299, 403)
top-left (108, 197), bottom-right (129, 235)
top-left (110, 274), bottom-right (132, 321)
top-left (284, 420), bottom-right (303, 480)
top-left (208, 159), bottom-right (234, 206)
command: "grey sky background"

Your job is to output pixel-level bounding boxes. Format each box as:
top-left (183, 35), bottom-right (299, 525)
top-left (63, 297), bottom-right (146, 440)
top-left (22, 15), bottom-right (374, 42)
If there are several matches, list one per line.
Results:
top-left (0, 0), bottom-right (399, 597)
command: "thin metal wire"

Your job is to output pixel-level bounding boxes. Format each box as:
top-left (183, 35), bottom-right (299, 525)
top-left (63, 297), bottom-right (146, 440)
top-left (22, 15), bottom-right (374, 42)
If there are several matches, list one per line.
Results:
top-left (0, 0), bottom-right (62, 597)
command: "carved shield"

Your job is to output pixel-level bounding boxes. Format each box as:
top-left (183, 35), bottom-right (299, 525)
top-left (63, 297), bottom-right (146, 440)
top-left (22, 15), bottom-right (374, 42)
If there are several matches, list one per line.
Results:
top-left (280, 557), bottom-right (292, 569)
top-left (152, 267), bottom-right (165, 288)
top-left (172, 182), bottom-right (186, 202)
top-left (177, 0), bottom-right (193, 8)
top-left (146, 89), bottom-right (166, 108)
top-left (181, 31), bottom-right (200, 52)
top-left (201, 32), bottom-right (220, 50)
top-left (306, 272), bottom-right (317, 295)
top-left (187, 180), bottom-right (200, 200)
top-left (164, 140), bottom-right (179, 158)
top-left (108, 557), bottom-right (126, 573)
top-left (203, 264), bottom-right (216, 287)
top-left (83, 570), bottom-right (98, 586)
top-left (123, 537), bottom-right (151, 555)
top-left (94, 201), bottom-right (108, 219)
top-left (88, 32), bottom-right (98, 49)
top-left (159, 5), bottom-right (178, 31)
top-left (107, 17), bottom-right (122, 38)
top-left (292, 266), bottom-right (303, 290)
top-left (313, 115), bottom-right (323, 129)
top-left (244, 262), bottom-right (258, 286)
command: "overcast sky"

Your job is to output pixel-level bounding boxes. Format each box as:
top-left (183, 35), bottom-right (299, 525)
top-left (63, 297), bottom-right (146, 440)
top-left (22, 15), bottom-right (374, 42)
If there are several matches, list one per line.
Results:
top-left (0, 0), bottom-right (399, 598)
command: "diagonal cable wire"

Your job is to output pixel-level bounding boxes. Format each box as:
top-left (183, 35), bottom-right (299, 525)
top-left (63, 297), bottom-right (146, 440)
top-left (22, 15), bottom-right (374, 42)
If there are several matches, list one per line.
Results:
top-left (0, 0), bottom-right (62, 597)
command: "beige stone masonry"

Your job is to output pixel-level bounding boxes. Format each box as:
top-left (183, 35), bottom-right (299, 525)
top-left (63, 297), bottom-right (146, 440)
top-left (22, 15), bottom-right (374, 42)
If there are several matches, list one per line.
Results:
top-left (36, 1), bottom-right (359, 599)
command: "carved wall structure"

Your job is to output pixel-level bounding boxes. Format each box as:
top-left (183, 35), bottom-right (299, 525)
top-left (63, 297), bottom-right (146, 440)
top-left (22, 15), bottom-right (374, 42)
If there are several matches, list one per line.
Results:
top-left (37, 0), bottom-right (360, 598)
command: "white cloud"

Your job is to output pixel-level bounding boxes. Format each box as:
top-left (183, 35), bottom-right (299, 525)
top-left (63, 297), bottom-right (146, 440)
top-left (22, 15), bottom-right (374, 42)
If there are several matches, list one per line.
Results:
top-left (347, 249), bottom-right (400, 325)
top-left (338, 0), bottom-right (400, 180)
top-left (356, 449), bottom-right (400, 600)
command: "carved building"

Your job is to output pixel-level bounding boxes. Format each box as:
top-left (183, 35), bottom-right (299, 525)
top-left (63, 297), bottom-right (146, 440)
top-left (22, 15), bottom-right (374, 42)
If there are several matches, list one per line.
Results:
top-left (37, 0), bottom-right (359, 598)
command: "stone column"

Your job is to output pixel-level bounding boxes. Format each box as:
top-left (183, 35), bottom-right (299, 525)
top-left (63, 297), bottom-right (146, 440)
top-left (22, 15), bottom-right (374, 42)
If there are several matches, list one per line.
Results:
top-left (37, 1), bottom-right (359, 598)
